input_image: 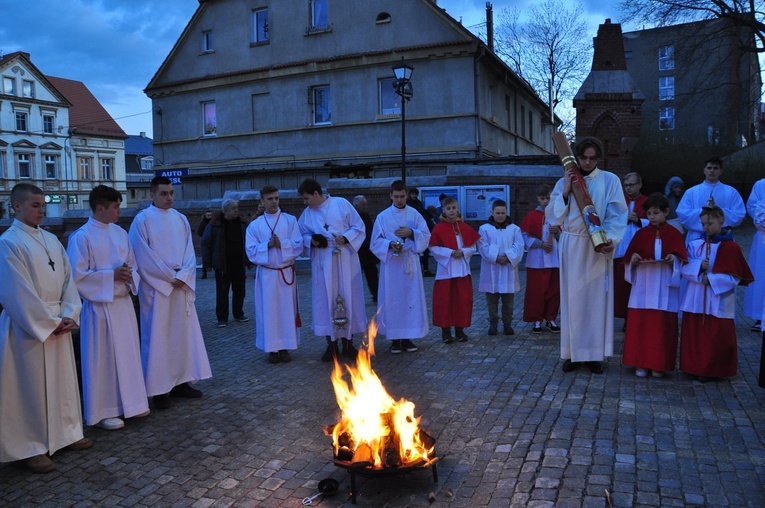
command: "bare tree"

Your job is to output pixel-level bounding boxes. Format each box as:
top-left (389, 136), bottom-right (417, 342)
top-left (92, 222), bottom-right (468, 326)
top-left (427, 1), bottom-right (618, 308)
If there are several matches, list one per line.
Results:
top-left (493, 0), bottom-right (592, 133)
top-left (620, 0), bottom-right (765, 54)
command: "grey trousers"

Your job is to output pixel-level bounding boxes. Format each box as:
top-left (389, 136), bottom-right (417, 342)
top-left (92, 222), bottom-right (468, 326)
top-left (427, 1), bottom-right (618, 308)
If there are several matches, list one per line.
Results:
top-left (485, 292), bottom-right (514, 323)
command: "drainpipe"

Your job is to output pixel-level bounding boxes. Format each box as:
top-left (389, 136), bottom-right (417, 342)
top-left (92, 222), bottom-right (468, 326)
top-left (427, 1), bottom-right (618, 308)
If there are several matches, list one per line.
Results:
top-left (474, 46), bottom-right (485, 158)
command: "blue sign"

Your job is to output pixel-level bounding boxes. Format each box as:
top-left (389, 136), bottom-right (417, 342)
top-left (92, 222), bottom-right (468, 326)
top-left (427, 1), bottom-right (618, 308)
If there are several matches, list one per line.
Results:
top-left (154, 168), bottom-right (188, 185)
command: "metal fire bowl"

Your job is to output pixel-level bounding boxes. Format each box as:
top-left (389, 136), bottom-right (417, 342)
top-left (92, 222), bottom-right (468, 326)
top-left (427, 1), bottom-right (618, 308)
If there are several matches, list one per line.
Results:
top-left (333, 456), bottom-right (439, 477)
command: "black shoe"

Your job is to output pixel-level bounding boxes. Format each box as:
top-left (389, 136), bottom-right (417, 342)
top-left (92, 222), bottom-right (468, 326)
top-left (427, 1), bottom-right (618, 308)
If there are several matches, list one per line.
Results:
top-left (322, 337), bottom-right (339, 362)
top-left (235, 316), bottom-right (250, 323)
top-left (279, 350), bottom-right (292, 363)
top-left (587, 361), bottom-right (604, 374)
top-left (390, 340), bottom-right (403, 354)
top-left (401, 339), bottom-right (418, 352)
top-left (532, 323), bottom-right (543, 334)
top-left (752, 321), bottom-right (762, 332)
top-left (441, 328), bottom-right (454, 344)
top-left (546, 321), bottom-right (560, 333)
top-left (268, 352), bottom-right (281, 364)
top-left (153, 393), bottom-right (171, 409)
top-left (488, 321), bottom-right (498, 336)
top-left (341, 338), bottom-right (358, 359)
top-left (503, 326), bottom-right (515, 336)
top-left (562, 359), bottom-right (578, 373)
top-left (455, 328), bottom-right (469, 342)
top-left (170, 383), bottom-right (203, 398)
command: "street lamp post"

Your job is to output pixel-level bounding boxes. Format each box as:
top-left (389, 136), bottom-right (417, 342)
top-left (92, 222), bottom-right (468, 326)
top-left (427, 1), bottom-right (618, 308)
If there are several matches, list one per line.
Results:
top-left (392, 61), bottom-right (414, 183)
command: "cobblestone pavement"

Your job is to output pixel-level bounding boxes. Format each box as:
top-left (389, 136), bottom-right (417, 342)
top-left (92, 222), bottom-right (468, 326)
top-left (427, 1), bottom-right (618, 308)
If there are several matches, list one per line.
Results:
top-left (1, 226), bottom-right (764, 507)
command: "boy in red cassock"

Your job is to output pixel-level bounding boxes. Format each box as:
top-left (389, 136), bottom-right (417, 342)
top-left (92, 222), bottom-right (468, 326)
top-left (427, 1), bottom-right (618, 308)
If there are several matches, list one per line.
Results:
top-left (622, 193), bottom-right (687, 378)
top-left (429, 196), bottom-right (480, 344)
top-left (679, 204), bottom-right (754, 382)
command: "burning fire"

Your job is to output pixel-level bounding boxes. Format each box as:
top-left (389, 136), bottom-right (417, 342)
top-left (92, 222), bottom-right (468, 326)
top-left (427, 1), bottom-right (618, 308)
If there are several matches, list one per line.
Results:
top-left (327, 320), bottom-right (435, 468)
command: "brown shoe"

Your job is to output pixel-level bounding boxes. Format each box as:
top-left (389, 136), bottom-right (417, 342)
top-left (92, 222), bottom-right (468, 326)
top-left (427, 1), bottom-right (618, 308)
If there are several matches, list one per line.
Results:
top-left (24, 454), bottom-right (56, 473)
top-left (66, 438), bottom-right (93, 451)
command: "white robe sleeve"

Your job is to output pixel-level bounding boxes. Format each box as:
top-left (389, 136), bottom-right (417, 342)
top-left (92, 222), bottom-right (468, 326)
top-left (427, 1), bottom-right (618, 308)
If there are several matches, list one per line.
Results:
top-left (408, 212), bottom-right (431, 255)
top-left (505, 226), bottom-right (526, 267)
top-left (128, 214), bottom-right (176, 297)
top-left (67, 229), bottom-right (115, 303)
top-left (370, 214), bottom-right (391, 262)
top-left (246, 219), bottom-right (270, 266)
top-left (546, 178), bottom-right (569, 226)
top-left (676, 190), bottom-right (701, 233)
top-left (478, 225), bottom-right (499, 263)
top-left (339, 199), bottom-right (366, 253)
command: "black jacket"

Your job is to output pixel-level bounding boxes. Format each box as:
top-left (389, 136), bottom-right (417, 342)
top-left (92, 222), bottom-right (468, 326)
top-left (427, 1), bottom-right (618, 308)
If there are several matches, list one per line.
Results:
top-left (201, 214), bottom-right (250, 273)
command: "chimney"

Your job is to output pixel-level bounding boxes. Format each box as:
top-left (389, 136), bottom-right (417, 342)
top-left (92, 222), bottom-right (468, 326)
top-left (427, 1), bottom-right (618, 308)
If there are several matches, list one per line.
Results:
top-left (591, 18), bottom-right (627, 71)
top-left (486, 2), bottom-right (494, 52)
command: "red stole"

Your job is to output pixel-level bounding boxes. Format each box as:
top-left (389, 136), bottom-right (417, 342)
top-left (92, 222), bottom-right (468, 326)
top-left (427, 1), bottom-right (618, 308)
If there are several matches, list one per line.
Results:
top-left (520, 208), bottom-right (545, 240)
top-left (626, 194), bottom-right (648, 219)
top-left (624, 222), bottom-right (688, 264)
top-left (430, 220), bottom-right (480, 249)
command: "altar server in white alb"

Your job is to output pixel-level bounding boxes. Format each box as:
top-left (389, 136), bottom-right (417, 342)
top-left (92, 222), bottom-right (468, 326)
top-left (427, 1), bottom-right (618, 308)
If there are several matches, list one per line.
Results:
top-left (297, 178), bottom-right (368, 362)
top-left (246, 185), bottom-right (304, 364)
top-left (676, 156), bottom-right (745, 244)
top-left (477, 199), bottom-right (525, 336)
top-left (370, 180), bottom-right (431, 354)
top-left (0, 183), bottom-right (91, 474)
top-left (67, 185), bottom-right (149, 431)
top-left (744, 178), bottom-right (765, 331)
top-left (546, 137), bottom-right (628, 375)
top-left (129, 176), bottom-right (212, 410)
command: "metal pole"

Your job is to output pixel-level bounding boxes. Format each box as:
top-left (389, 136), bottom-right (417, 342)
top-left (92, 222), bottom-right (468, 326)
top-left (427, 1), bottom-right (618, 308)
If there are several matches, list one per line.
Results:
top-left (401, 95), bottom-right (407, 183)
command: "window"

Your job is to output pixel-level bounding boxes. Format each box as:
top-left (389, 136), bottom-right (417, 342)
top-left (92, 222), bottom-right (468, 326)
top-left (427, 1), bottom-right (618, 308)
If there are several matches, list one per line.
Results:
top-left (311, 85), bottom-right (331, 125)
top-left (45, 155), bottom-right (58, 179)
top-left (3, 77), bottom-right (15, 95)
top-left (101, 158), bottom-right (113, 180)
top-left (18, 153), bottom-right (31, 179)
top-left (505, 95), bottom-right (511, 129)
top-left (43, 114), bottom-right (55, 134)
top-left (79, 157), bottom-right (93, 180)
top-left (22, 80), bottom-right (34, 99)
top-left (311, 0), bottom-right (328, 30)
top-left (659, 107), bottom-right (675, 130)
top-left (253, 8), bottom-right (269, 43)
top-left (379, 78), bottom-right (400, 115)
top-left (528, 111), bottom-right (534, 142)
top-left (202, 101), bottom-right (217, 136)
top-left (659, 76), bottom-right (674, 101)
top-left (376, 12), bottom-right (391, 24)
top-left (520, 105), bottom-right (526, 137)
top-left (201, 30), bottom-right (213, 52)
top-left (15, 111), bottom-right (28, 131)
top-left (0, 152), bottom-right (5, 178)
top-left (659, 45), bottom-right (674, 71)
top-left (140, 156), bottom-right (154, 171)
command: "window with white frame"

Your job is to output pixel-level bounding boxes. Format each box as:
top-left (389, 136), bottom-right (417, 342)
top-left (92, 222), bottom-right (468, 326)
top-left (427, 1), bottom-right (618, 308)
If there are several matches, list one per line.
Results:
top-left (22, 80), bottom-right (35, 99)
top-left (79, 156), bottom-right (93, 180)
top-left (311, 0), bottom-right (328, 30)
top-left (140, 156), bottom-right (154, 171)
top-left (0, 151), bottom-right (5, 178)
top-left (202, 101), bottom-right (217, 136)
top-left (18, 153), bottom-right (32, 179)
top-left (201, 30), bottom-right (213, 52)
top-left (659, 107), bottom-right (675, 130)
top-left (43, 114), bottom-right (55, 134)
top-left (101, 158), bottom-right (113, 180)
top-left (253, 8), bottom-right (269, 43)
top-left (658, 45), bottom-right (674, 71)
top-left (44, 155), bottom-right (58, 179)
top-left (311, 85), bottom-right (331, 125)
top-left (15, 111), bottom-right (28, 131)
top-left (3, 76), bottom-right (15, 95)
top-left (379, 78), bottom-right (400, 115)
top-left (659, 76), bottom-right (674, 101)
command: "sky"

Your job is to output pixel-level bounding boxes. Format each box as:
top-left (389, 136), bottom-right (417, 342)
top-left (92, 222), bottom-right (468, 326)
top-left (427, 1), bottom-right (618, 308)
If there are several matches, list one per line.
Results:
top-left (1, 0), bottom-right (628, 137)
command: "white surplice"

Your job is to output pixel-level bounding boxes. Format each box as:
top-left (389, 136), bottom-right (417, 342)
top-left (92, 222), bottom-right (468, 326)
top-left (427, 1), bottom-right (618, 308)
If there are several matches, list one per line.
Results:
top-left (0, 220), bottom-right (83, 461)
top-left (477, 222), bottom-right (525, 294)
top-left (680, 240), bottom-right (739, 318)
top-left (625, 239), bottom-right (683, 312)
top-left (67, 218), bottom-right (149, 425)
top-left (546, 168), bottom-right (628, 362)
top-left (298, 196), bottom-right (368, 339)
top-left (129, 206), bottom-right (212, 396)
top-left (370, 205), bottom-right (430, 340)
top-left (744, 178), bottom-right (765, 320)
top-left (245, 210), bottom-right (304, 352)
top-left (676, 181), bottom-right (746, 244)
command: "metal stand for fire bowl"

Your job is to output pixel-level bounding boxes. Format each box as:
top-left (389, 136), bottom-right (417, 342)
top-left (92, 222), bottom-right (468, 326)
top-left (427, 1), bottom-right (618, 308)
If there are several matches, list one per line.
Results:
top-left (333, 458), bottom-right (439, 505)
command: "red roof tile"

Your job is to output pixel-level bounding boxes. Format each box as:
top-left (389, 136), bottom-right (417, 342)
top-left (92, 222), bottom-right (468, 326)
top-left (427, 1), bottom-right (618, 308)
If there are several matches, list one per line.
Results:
top-left (45, 76), bottom-right (127, 138)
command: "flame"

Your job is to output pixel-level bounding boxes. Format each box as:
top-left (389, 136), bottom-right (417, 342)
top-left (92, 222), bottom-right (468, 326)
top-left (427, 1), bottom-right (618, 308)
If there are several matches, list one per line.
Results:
top-left (329, 319), bottom-right (434, 468)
